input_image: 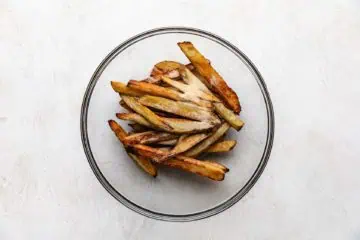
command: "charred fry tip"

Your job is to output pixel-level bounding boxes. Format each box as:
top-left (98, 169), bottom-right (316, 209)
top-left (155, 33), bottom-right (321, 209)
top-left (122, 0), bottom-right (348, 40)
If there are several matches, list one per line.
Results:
top-left (108, 119), bottom-right (117, 130)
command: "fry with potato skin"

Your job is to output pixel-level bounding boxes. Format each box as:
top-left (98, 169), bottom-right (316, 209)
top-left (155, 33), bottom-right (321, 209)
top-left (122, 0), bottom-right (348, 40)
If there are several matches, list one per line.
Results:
top-left (161, 76), bottom-right (220, 103)
top-left (184, 122), bottom-right (230, 157)
top-left (155, 61), bottom-right (183, 73)
top-left (205, 140), bottom-right (237, 153)
top-left (121, 95), bottom-right (173, 132)
top-left (111, 81), bottom-right (144, 97)
top-left (163, 156), bottom-right (226, 181)
top-left (213, 103), bottom-right (244, 131)
top-left (116, 113), bottom-right (154, 128)
top-left (181, 67), bottom-right (214, 95)
top-left (127, 80), bottom-right (183, 101)
top-left (119, 100), bottom-right (134, 112)
top-left (131, 144), bottom-right (173, 162)
top-left (108, 120), bottom-right (157, 177)
top-left (123, 131), bottom-right (178, 145)
top-left (127, 153), bottom-right (157, 177)
top-left (116, 113), bottom-right (215, 134)
top-left (155, 139), bottom-right (178, 146)
top-left (178, 42), bottom-right (241, 113)
top-left (170, 133), bottom-right (209, 156)
top-left (128, 123), bottom-right (149, 132)
top-left (108, 120), bottom-right (127, 142)
top-left (138, 95), bottom-right (220, 124)
top-left (202, 160), bottom-right (229, 173)
top-left (150, 61), bottom-right (183, 82)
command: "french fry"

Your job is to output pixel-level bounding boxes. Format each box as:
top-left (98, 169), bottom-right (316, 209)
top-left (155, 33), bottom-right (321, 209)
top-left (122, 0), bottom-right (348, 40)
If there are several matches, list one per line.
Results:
top-left (128, 123), bottom-right (149, 132)
top-left (122, 95), bottom-right (173, 132)
top-left (127, 80), bottom-right (212, 108)
top-left (213, 103), bottom-right (244, 131)
top-left (116, 113), bottom-right (153, 128)
top-left (156, 139), bottom-right (178, 146)
top-left (108, 120), bottom-right (127, 142)
top-left (163, 156), bottom-right (226, 181)
top-left (184, 122), bottom-right (230, 157)
top-left (107, 42), bottom-right (249, 182)
top-left (202, 160), bottom-right (229, 173)
top-left (127, 153), bottom-right (157, 177)
top-left (170, 133), bottom-right (209, 156)
top-left (205, 140), bottom-right (237, 153)
top-left (150, 66), bottom-right (163, 80)
top-left (111, 81), bottom-right (144, 97)
top-left (181, 67), bottom-right (213, 94)
top-left (116, 113), bottom-right (215, 134)
top-left (162, 117), bottom-right (214, 133)
top-left (131, 144), bottom-right (173, 162)
top-left (108, 120), bottom-right (157, 177)
top-left (123, 131), bottom-right (178, 145)
top-left (119, 100), bottom-right (134, 112)
top-left (150, 61), bottom-right (183, 82)
top-left (138, 95), bottom-right (220, 124)
top-left (162, 76), bottom-right (220, 103)
top-left (155, 61), bottom-right (183, 73)
top-left (127, 80), bottom-right (183, 101)
top-left (178, 42), bottom-right (241, 113)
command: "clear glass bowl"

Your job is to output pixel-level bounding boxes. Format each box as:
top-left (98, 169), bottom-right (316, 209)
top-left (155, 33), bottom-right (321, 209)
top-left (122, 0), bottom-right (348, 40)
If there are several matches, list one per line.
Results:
top-left (80, 27), bottom-right (274, 221)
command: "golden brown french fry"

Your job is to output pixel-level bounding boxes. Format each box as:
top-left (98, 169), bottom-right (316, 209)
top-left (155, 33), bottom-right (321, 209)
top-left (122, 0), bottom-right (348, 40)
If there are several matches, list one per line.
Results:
top-left (116, 113), bottom-right (154, 128)
top-left (163, 156), bottom-right (226, 181)
top-left (150, 66), bottom-right (163, 80)
top-left (205, 140), bottom-right (237, 153)
top-left (122, 95), bottom-right (173, 132)
top-left (156, 139), bottom-right (178, 146)
top-left (162, 76), bottom-right (219, 103)
top-left (116, 113), bottom-right (215, 134)
top-left (138, 95), bottom-right (220, 124)
top-left (111, 81), bottom-right (144, 97)
top-left (123, 131), bottom-right (178, 145)
top-left (202, 160), bottom-right (229, 173)
top-left (127, 153), bottom-right (157, 177)
top-left (213, 103), bottom-right (244, 131)
top-left (107, 120), bottom-right (157, 177)
top-left (170, 133), bottom-right (208, 156)
top-left (131, 144), bottom-right (173, 162)
top-left (128, 123), bottom-right (149, 132)
top-left (108, 120), bottom-right (128, 142)
top-left (127, 80), bottom-right (183, 101)
top-left (150, 61), bottom-right (183, 82)
top-left (155, 61), bottom-right (183, 73)
top-left (146, 76), bottom-right (162, 84)
top-left (163, 117), bottom-right (214, 133)
top-left (119, 100), bottom-right (134, 112)
top-left (181, 67), bottom-right (213, 94)
top-left (157, 147), bottom-right (172, 151)
top-left (128, 80), bottom-right (212, 108)
top-left (178, 42), bottom-right (241, 113)
top-left (184, 122), bottom-right (230, 157)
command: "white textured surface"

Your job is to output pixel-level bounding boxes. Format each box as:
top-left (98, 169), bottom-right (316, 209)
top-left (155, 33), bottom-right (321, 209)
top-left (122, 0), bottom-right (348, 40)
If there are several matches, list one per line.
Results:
top-left (1, 0), bottom-right (360, 239)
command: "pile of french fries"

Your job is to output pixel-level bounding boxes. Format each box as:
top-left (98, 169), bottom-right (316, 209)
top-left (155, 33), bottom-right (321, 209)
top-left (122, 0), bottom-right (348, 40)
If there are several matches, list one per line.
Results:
top-left (108, 42), bottom-right (244, 181)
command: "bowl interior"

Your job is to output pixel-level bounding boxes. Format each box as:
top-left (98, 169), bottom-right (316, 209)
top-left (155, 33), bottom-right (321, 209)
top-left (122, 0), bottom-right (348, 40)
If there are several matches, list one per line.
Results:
top-left (83, 28), bottom-right (273, 220)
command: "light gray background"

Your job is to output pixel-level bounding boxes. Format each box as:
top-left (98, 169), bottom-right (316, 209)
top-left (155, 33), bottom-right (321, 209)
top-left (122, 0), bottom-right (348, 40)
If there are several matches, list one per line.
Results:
top-left (1, 0), bottom-right (360, 239)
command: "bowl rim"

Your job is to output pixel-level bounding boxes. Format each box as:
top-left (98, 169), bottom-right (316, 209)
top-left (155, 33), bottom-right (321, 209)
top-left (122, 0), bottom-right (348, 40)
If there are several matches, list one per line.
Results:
top-left (80, 26), bottom-right (275, 222)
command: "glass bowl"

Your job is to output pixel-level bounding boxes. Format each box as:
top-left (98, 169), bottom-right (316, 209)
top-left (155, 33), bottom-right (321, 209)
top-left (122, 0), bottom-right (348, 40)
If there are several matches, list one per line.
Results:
top-left (80, 27), bottom-right (274, 222)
